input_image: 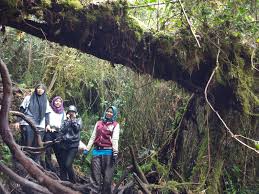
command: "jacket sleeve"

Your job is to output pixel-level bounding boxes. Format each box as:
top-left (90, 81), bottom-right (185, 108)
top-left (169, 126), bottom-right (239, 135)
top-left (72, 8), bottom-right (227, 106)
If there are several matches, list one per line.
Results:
top-left (71, 118), bottom-right (82, 133)
top-left (60, 120), bottom-right (70, 134)
top-left (86, 122), bottom-right (98, 151)
top-left (20, 95), bottom-right (30, 110)
top-left (45, 113), bottom-right (50, 126)
top-left (111, 124), bottom-right (120, 154)
top-left (16, 96), bottom-right (30, 122)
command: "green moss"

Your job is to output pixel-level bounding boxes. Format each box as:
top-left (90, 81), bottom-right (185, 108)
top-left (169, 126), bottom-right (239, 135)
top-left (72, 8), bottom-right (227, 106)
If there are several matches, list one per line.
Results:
top-left (1, 0), bottom-right (18, 7)
top-left (207, 160), bottom-right (224, 193)
top-left (141, 154), bottom-right (169, 178)
top-left (215, 68), bottom-right (227, 86)
top-left (153, 32), bottom-right (176, 56)
top-left (229, 61), bottom-right (259, 116)
top-left (57, 0), bottom-right (83, 10)
top-left (191, 137), bottom-right (209, 188)
top-left (85, 13), bottom-right (97, 23)
top-left (125, 15), bottom-right (146, 42)
top-left (216, 42), bottom-right (259, 116)
top-left (41, 0), bottom-right (51, 7)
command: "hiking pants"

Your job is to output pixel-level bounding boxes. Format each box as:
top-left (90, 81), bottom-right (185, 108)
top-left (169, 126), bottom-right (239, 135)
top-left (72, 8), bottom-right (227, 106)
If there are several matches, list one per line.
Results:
top-left (59, 147), bottom-right (78, 183)
top-left (90, 155), bottom-right (114, 194)
top-left (44, 131), bottom-right (62, 172)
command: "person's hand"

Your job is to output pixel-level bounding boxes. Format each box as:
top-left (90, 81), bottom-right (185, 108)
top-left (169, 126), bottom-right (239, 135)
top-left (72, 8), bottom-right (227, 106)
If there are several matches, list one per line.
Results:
top-left (70, 112), bottom-right (76, 120)
top-left (45, 125), bottom-right (51, 132)
top-left (112, 153), bottom-right (118, 165)
top-left (14, 122), bottom-right (20, 130)
top-left (83, 150), bottom-right (88, 155)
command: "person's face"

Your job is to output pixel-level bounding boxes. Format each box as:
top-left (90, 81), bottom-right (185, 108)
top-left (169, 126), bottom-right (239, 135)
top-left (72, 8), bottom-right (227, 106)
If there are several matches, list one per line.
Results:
top-left (36, 87), bottom-right (45, 96)
top-left (105, 108), bottom-right (113, 119)
top-left (68, 111), bottom-right (76, 119)
top-left (54, 98), bottom-right (62, 108)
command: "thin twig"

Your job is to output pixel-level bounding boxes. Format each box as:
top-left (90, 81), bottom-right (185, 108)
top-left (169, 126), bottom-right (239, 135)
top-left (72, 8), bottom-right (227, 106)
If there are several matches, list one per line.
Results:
top-left (204, 44), bottom-right (259, 154)
top-left (251, 47), bottom-right (259, 72)
top-left (47, 70), bottom-right (58, 93)
top-left (234, 134), bottom-right (258, 143)
top-left (177, 0), bottom-right (201, 48)
top-left (0, 161), bottom-right (51, 194)
top-left (0, 181), bottom-right (8, 194)
top-left (133, 173), bottom-right (151, 194)
top-left (129, 146), bottom-right (149, 184)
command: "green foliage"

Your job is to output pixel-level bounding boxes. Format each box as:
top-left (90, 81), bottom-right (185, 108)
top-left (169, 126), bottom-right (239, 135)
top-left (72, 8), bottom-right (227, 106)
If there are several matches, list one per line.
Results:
top-left (0, 29), bottom-right (50, 85)
top-left (56, 0), bottom-right (83, 10)
top-left (255, 141), bottom-right (259, 150)
top-left (0, 144), bottom-right (12, 164)
top-left (42, 0), bottom-right (51, 7)
top-left (1, 0), bottom-right (18, 7)
top-left (129, 0), bottom-right (258, 42)
top-left (141, 153), bottom-right (169, 179)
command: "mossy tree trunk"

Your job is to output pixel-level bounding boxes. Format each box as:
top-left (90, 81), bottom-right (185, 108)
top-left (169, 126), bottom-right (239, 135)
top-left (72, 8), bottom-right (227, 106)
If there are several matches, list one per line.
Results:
top-left (0, 0), bottom-right (258, 193)
top-left (170, 95), bottom-right (258, 192)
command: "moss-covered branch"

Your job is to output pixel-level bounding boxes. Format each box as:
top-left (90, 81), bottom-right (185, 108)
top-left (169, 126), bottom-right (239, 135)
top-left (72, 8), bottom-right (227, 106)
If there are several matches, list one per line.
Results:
top-left (0, 0), bottom-right (214, 92)
top-left (0, 0), bottom-right (258, 120)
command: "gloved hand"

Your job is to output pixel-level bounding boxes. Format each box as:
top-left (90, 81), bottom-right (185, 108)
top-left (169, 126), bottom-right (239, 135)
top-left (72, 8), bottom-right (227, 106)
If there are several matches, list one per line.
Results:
top-left (112, 153), bottom-right (118, 165)
top-left (83, 150), bottom-right (88, 155)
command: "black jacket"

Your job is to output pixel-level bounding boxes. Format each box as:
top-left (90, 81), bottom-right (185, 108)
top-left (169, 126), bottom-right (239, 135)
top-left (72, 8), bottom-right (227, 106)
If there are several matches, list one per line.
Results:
top-left (60, 118), bottom-right (82, 149)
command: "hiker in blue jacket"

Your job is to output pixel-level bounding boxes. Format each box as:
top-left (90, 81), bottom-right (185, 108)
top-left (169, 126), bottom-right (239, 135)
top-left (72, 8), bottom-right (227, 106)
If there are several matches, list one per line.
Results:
top-left (84, 106), bottom-right (120, 194)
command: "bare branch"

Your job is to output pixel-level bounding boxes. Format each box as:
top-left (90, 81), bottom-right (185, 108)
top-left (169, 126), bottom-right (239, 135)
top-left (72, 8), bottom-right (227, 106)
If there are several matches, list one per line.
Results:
top-left (10, 111), bottom-right (38, 130)
top-left (116, 180), bottom-right (134, 194)
top-left (0, 161), bottom-right (51, 194)
top-left (251, 47), bottom-right (259, 72)
top-left (129, 146), bottom-right (149, 184)
top-left (10, 111), bottom-right (43, 147)
top-left (0, 181), bottom-right (8, 194)
top-left (133, 173), bottom-right (151, 194)
top-left (0, 58), bottom-right (80, 193)
top-left (113, 165), bottom-right (133, 194)
top-left (59, 180), bottom-right (90, 193)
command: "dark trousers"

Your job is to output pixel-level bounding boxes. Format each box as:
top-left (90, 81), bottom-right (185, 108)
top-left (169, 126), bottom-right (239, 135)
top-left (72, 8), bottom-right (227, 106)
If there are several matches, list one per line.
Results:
top-left (90, 155), bottom-right (114, 194)
top-left (43, 131), bottom-right (62, 172)
top-left (59, 147), bottom-right (78, 183)
top-left (20, 125), bottom-right (45, 163)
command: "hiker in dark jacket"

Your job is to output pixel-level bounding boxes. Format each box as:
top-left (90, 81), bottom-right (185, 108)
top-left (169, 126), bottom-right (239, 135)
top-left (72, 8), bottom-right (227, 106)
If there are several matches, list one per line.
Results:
top-left (44, 96), bottom-right (65, 172)
top-left (14, 83), bottom-right (51, 163)
top-left (59, 105), bottom-right (82, 183)
top-left (83, 106), bottom-right (120, 194)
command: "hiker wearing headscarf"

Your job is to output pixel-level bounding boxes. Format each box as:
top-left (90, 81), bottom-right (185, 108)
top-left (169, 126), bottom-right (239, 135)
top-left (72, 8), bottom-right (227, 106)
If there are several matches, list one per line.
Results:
top-left (44, 96), bottom-right (65, 172)
top-left (83, 106), bottom-right (120, 194)
top-left (14, 83), bottom-right (51, 162)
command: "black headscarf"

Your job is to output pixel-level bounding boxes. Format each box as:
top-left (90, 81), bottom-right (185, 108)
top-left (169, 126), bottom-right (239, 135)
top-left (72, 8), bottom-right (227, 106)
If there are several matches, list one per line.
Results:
top-left (28, 83), bottom-right (48, 124)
